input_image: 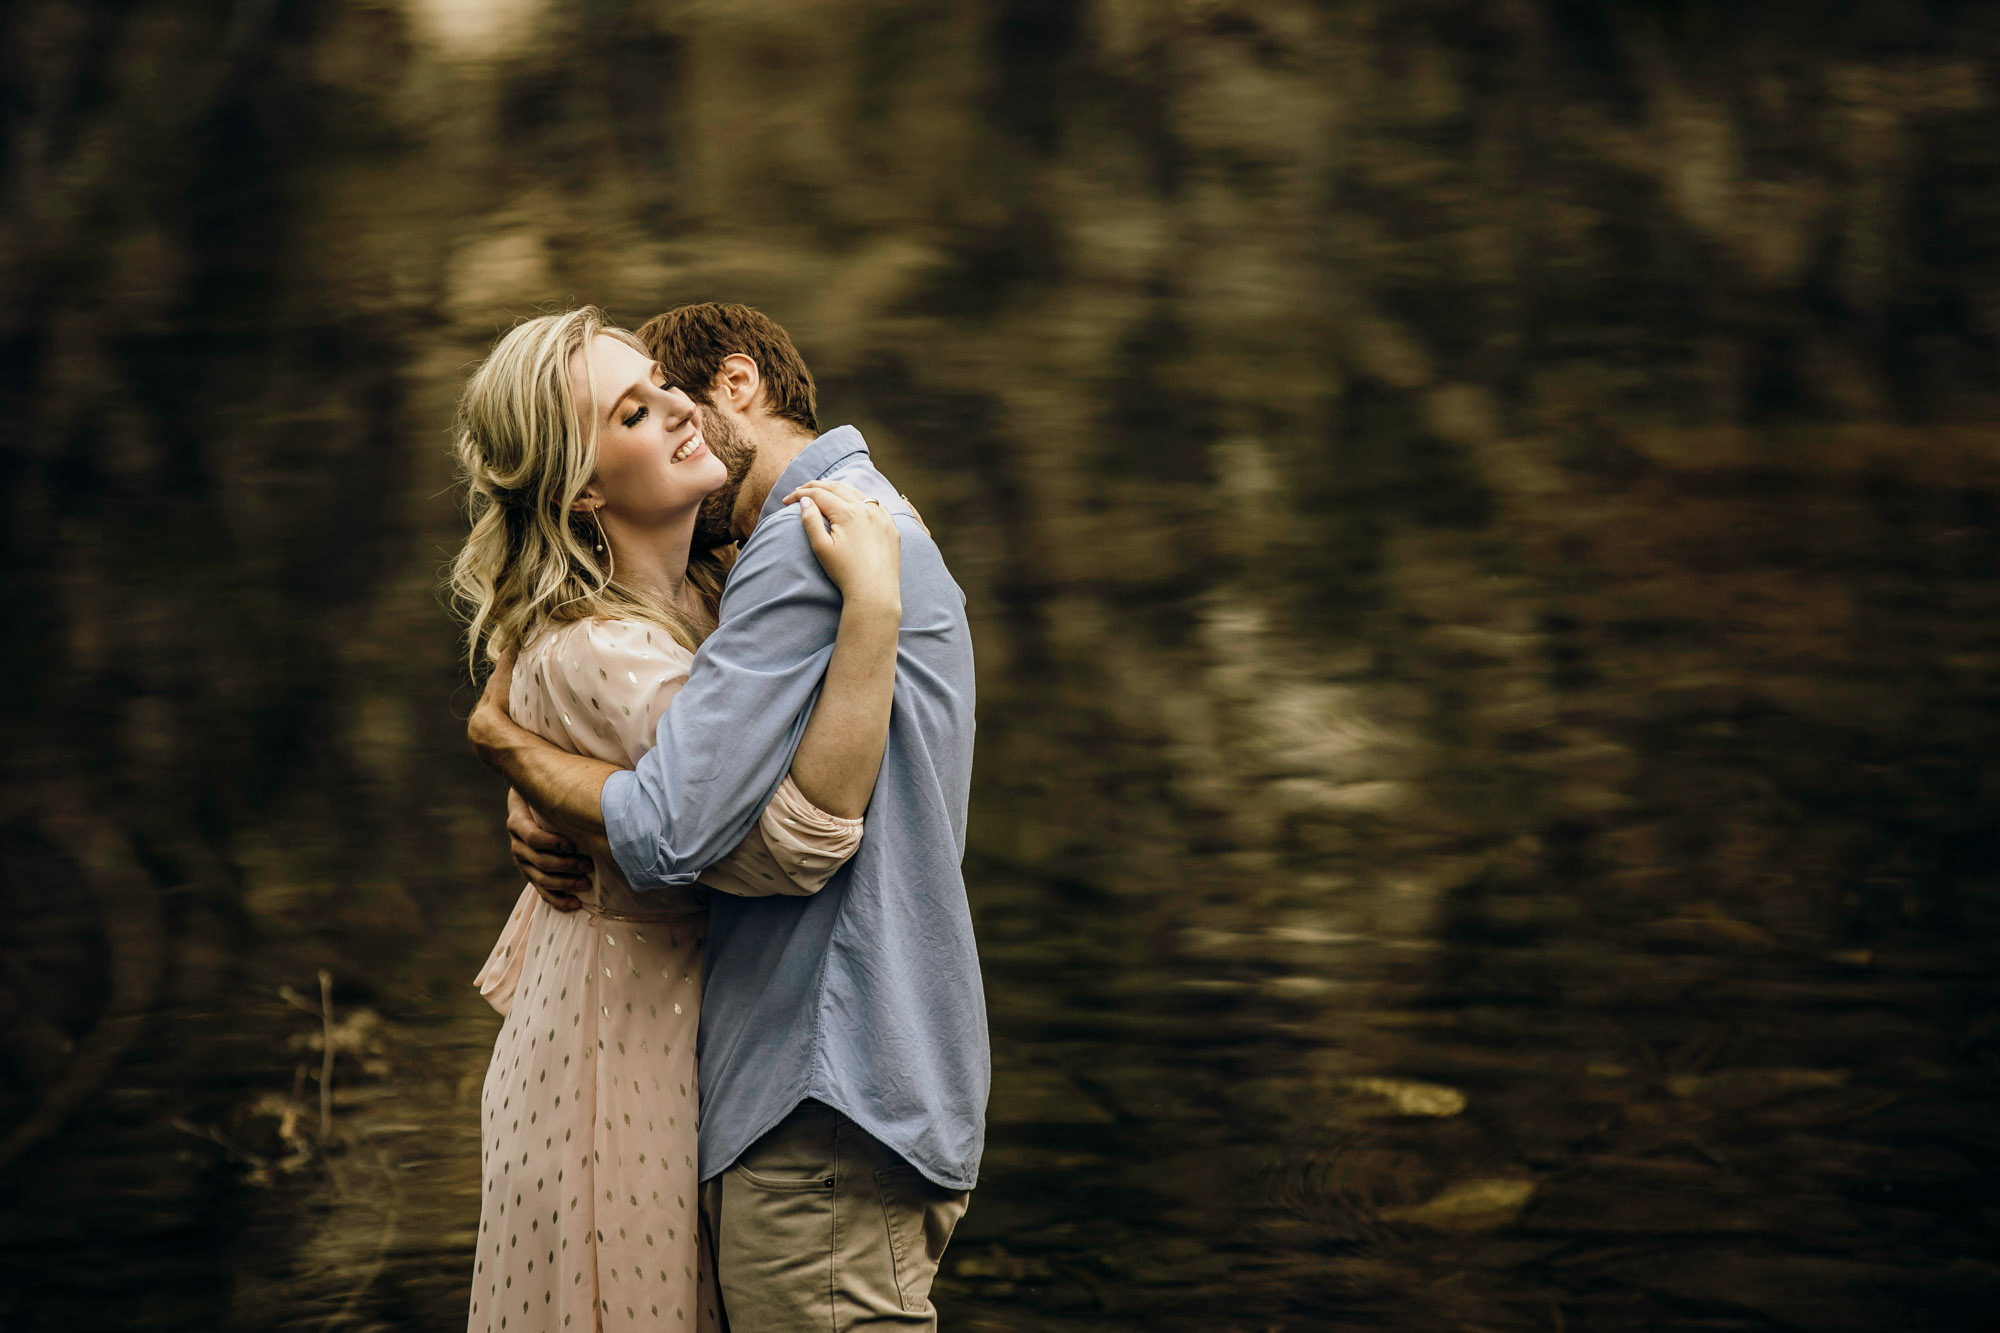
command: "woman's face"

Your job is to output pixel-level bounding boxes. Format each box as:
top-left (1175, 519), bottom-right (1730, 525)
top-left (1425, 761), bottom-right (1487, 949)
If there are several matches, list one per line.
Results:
top-left (572, 333), bottom-right (727, 524)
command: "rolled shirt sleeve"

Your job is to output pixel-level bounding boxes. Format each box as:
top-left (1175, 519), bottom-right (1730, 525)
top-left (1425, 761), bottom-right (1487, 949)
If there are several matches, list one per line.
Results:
top-left (601, 503), bottom-right (845, 890)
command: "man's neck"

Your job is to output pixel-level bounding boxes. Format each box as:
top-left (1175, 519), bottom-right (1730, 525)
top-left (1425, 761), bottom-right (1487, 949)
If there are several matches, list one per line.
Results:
top-left (730, 421), bottom-right (820, 541)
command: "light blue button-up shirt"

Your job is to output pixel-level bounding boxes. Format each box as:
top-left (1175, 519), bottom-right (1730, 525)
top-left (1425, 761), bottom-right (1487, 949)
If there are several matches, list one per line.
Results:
top-left (601, 426), bottom-right (988, 1191)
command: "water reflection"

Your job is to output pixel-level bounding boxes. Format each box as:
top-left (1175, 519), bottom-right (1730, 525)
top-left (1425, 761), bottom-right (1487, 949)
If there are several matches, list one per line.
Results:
top-left (4, 1), bottom-right (1999, 1329)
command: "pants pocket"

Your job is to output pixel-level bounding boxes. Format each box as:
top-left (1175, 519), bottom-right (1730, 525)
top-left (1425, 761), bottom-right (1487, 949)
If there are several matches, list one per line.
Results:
top-left (876, 1166), bottom-right (969, 1314)
top-left (731, 1102), bottom-right (838, 1191)
top-left (732, 1163), bottom-right (835, 1192)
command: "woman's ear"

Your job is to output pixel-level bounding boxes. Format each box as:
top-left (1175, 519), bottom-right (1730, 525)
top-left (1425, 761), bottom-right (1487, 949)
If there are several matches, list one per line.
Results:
top-left (568, 487), bottom-right (604, 514)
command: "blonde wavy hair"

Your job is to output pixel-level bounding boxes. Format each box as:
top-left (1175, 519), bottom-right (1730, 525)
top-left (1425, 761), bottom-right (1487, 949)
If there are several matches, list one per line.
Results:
top-left (447, 306), bottom-right (732, 676)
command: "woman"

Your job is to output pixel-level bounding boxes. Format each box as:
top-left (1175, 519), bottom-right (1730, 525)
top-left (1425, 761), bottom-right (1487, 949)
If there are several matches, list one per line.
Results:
top-left (447, 306), bottom-right (903, 1333)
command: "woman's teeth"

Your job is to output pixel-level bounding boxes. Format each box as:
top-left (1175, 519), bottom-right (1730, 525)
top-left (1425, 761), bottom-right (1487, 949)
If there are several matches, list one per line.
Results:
top-left (670, 434), bottom-right (703, 464)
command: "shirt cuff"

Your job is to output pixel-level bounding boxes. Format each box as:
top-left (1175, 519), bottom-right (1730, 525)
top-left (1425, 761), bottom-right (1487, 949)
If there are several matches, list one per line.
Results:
top-left (600, 768), bottom-right (658, 888)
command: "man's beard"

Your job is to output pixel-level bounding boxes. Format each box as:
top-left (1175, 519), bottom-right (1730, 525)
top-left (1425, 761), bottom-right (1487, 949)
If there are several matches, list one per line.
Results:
top-left (691, 410), bottom-right (755, 551)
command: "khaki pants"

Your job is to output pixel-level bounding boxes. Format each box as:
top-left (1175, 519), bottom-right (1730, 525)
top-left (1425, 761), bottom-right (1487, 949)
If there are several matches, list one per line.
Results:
top-left (699, 1101), bottom-right (969, 1331)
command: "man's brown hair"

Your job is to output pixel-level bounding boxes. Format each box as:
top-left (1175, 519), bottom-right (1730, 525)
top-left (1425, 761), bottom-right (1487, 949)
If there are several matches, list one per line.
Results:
top-left (634, 303), bottom-right (819, 435)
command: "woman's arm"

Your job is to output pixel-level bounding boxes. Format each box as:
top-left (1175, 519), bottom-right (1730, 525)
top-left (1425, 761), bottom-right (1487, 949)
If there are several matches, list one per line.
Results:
top-left (702, 775), bottom-right (861, 898)
top-left (781, 480), bottom-right (903, 819)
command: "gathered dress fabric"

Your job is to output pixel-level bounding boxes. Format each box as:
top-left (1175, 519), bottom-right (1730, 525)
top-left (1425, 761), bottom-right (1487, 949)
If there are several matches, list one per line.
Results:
top-left (467, 617), bottom-right (862, 1333)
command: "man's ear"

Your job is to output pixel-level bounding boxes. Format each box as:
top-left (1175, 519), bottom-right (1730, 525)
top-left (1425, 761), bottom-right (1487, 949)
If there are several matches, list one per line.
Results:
top-left (710, 353), bottom-right (762, 413)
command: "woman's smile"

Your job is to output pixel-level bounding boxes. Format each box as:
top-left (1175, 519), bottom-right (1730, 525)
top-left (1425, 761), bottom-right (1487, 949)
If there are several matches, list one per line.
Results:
top-left (669, 432), bottom-right (707, 465)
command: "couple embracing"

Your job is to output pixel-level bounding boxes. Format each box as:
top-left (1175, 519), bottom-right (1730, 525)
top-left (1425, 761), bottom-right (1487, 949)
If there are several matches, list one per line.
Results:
top-left (451, 302), bottom-right (987, 1331)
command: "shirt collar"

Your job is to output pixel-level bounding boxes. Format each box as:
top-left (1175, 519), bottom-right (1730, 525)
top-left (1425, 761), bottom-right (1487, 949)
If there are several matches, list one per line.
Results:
top-left (756, 425), bottom-right (870, 526)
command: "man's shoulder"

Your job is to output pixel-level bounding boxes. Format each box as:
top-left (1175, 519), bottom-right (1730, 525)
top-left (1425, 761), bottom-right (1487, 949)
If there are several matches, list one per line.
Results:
top-left (733, 448), bottom-right (957, 604)
top-left (735, 497), bottom-right (818, 585)
top-left (719, 497), bottom-right (835, 621)
top-left (738, 452), bottom-right (898, 557)
top-left (821, 451), bottom-right (892, 487)
top-left (818, 457), bottom-right (942, 553)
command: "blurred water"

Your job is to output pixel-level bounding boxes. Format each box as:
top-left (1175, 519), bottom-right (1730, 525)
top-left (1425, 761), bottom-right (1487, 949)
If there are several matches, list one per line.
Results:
top-left (4, 2), bottom-right (2000, 1329)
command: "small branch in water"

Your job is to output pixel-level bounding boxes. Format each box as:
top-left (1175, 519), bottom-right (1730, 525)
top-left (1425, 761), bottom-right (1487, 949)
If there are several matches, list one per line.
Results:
top-left (318, 968), bottom-right (335, 1147)
top-left (278, 984), bottom-right (321, 1019)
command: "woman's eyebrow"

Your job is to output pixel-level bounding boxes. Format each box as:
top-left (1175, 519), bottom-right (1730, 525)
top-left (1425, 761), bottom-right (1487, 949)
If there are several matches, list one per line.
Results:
top-left (607, 362), bottom-right (669, 422)
top-left (607, 374), bottom-right (649, 423)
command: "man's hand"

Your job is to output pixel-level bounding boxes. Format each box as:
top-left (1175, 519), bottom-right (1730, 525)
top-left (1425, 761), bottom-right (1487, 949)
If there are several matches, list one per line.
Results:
top-left (468, 642), bottom-right (621, 892)
top-left (508, 787), bottom-right (593, 911)
top-left (468, 647), bottom-right (524, 767)
top-left (473, 650), bottom-right (592, 911)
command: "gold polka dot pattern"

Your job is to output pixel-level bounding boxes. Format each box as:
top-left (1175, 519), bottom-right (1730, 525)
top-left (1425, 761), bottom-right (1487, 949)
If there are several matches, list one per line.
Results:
top-left (466, 618), bottom-right (866, 1331)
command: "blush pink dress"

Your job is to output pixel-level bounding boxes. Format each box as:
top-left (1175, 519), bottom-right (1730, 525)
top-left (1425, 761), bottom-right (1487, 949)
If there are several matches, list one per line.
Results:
top-left (466, 617), bottom-right (863, 1333)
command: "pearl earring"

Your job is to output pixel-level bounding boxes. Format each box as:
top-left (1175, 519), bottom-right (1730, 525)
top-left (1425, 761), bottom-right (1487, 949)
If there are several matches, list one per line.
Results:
top-left (589, 505), bottom-right (613, 580)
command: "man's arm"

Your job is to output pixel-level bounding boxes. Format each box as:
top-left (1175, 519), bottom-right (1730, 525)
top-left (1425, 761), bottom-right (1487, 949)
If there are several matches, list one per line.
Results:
top-left (468, 652), bottom-right (616, 855)
top-left (602, 506), bottom-right (847, 889)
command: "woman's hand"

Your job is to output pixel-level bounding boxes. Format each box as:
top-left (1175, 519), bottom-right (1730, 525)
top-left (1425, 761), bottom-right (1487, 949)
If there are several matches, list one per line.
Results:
top-left (786, 479), bottom-right (901, 614)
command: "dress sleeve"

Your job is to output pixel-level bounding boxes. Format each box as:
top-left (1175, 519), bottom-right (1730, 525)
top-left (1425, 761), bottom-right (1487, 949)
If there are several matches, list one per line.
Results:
top-left (700, 775), bottom-right (864, 898)
top-left (527, 618), bottom-right (691, 767)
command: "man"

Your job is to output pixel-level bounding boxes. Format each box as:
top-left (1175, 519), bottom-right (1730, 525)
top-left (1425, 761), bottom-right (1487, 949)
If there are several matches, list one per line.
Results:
top-left (466, 303), bottom-right (987, 1329)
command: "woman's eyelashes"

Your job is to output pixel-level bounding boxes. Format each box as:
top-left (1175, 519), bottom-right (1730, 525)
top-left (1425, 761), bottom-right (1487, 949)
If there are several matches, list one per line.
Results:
top-left (620, 378), bottom-right (686, 433)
